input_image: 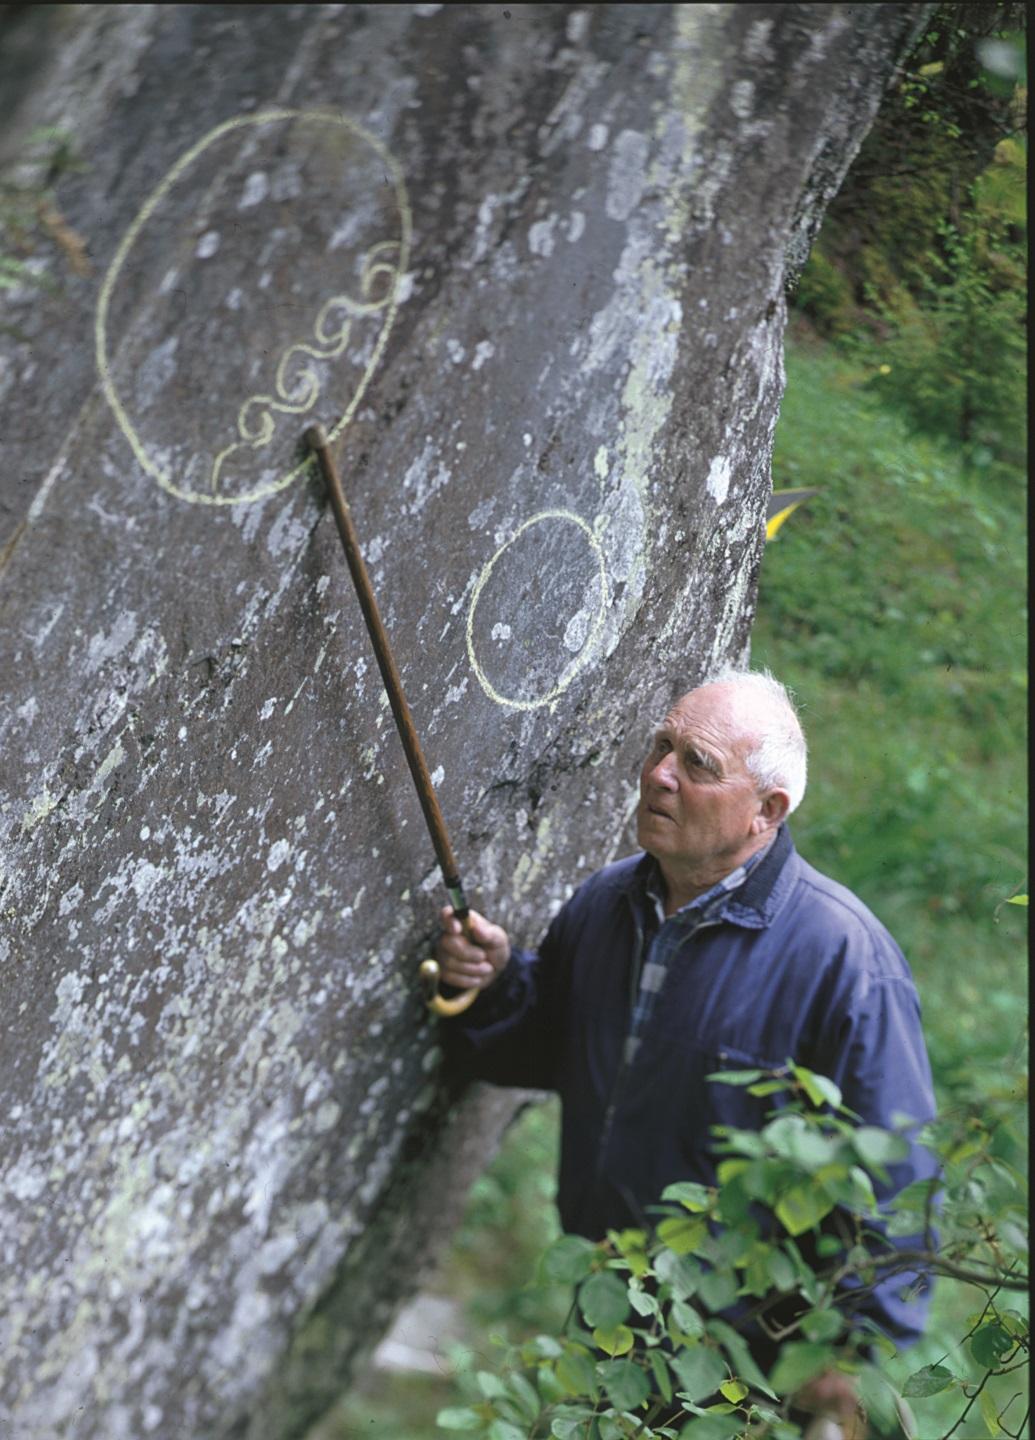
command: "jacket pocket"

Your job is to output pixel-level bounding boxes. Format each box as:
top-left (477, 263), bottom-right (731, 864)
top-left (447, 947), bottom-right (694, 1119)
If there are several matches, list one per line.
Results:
top-left (711, 1041), bottom-right (786, 1074)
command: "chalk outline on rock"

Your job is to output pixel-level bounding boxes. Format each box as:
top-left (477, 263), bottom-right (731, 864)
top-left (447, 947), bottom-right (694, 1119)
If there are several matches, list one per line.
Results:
top-left (95, 109), bottom-right (412, 506)
top-left (465, 509), bottom-right (608, 711)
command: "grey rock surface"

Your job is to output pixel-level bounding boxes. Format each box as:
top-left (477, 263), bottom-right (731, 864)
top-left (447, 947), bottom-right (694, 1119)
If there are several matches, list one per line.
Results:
top-left (0, 5), bottom-right (926, 1437)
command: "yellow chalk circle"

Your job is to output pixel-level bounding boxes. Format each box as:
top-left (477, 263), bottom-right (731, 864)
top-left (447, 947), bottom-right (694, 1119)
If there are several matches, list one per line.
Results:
top-left (466, 509), bottom-right (608, 710)
top-left (95, 109), bottom-right (412, 505)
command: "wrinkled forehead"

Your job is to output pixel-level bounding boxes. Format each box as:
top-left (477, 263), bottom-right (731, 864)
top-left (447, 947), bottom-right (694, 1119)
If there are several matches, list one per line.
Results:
top-left (659, 685), bottom-right (758, 755)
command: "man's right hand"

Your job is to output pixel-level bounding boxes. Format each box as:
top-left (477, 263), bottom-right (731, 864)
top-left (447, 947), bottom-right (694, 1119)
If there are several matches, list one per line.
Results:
top-left (436, 907), bottom-right (511, 992)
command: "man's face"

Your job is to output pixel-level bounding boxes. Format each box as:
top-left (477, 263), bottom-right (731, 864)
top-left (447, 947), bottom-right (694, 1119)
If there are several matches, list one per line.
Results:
top-left (635, 685), bottom-right (769, 876)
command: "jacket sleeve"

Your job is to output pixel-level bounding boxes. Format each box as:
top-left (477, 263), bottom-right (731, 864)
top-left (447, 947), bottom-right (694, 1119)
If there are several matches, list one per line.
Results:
top-left (819, 970), bottom-right (940, 1350)
top-left (439, 891), bottom-right (578, 1091)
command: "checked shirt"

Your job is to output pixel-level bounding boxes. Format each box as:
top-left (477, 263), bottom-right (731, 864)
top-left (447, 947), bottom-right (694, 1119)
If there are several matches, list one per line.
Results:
top-left (623, 841), bottom-right (773, 1066)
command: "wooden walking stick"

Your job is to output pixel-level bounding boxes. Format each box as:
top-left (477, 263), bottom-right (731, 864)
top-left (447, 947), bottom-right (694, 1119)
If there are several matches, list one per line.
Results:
top-left (304, 424), bottom-right (479, 1018)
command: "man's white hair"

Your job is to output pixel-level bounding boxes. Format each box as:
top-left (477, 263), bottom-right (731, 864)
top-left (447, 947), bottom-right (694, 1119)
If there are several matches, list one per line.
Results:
top-left (704, 665), bottom-right (808, 813)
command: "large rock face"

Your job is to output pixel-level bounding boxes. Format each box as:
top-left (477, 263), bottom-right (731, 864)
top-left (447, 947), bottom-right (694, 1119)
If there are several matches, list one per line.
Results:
top-left (0, 5), bottom-right (926, 1438)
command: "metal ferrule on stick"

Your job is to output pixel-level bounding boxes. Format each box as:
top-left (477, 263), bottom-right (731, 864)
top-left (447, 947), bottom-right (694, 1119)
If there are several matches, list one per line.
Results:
top-left (304, 424), bottom-right (478, 1017)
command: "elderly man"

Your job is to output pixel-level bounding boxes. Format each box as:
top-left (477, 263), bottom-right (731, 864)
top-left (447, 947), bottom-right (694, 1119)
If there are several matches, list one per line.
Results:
top-left (436, 668), bottom-right (936, 1430)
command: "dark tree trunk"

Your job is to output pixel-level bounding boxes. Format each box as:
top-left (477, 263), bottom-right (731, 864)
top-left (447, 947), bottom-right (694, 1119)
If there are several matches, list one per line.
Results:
top-left (0, 5), bottom-right (928, 1437)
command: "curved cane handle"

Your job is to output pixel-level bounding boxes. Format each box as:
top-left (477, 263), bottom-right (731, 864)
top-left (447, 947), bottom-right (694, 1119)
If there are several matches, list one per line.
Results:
top-left (419, 957), bottom-right (480, 1017)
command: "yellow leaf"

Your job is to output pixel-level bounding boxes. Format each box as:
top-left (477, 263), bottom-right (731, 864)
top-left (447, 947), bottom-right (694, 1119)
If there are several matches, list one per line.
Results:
top-left (657, 1216), bottom-right (708, 1255)
top-left (593, 1324), bottom-right (634, 1356)
top-left (980, 1386), bottom-right (1002, 1436)
top-left (720, 1378), bottom-right (749, 1403)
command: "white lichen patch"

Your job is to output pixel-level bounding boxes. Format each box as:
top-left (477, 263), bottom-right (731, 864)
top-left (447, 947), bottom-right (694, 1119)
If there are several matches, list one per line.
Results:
top-left (605, 129), bottom-right (649, 222)
top-left (563, 604), bottom-right (594, 654)
top-left (528, 215), bottom-right (558, 257)
top-left (86, 611), bottom-right (138, 675)
top-left (239, 171), bottom-right (269, 208)
top-left (471, 339), bottom-right (495, 371)
top-left (22, 786), bottom-right (59, 833)
top-left (706, 454), bottom-right (732, 504)
top-left (135, 336), bottom-right (179, 407)
top-left (729, 78), bottom-right (755, 120)
top-left (195, 230), bottom-right (220, 259)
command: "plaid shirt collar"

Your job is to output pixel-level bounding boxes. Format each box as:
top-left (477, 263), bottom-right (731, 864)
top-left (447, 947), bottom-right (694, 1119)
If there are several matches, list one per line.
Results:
top-left (642, 833), bottom-right (777, 927)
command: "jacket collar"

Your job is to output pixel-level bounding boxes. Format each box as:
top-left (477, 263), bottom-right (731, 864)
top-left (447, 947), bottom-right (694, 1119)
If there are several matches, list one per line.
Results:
top-left (616, 824), bottom-right (797, 930)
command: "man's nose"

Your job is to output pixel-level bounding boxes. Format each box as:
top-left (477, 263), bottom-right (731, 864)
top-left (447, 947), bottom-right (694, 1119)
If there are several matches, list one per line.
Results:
top-left (647, 755), bottom-right (678, 791)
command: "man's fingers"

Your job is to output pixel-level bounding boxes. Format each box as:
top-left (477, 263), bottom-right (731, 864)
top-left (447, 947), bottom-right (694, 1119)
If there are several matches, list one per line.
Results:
top-left (439, 906), bottom-right (507, 953)
top-left (438, 905), bottom-right (463, 934)
top-left (463, 910), bottom-right (503, 947)
top-left (438, 956), bottom-right (495, 990)
top-left (435, 906), bottom-right (511, 989)
top-left (438, 932), bottom-right (490, 965)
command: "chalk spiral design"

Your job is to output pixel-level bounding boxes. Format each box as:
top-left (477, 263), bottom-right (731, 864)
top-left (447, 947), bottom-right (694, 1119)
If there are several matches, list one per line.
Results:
top-left (208, 240), bottom-right (403, 496)
top-left (95, 110), bottom-right (411, 506)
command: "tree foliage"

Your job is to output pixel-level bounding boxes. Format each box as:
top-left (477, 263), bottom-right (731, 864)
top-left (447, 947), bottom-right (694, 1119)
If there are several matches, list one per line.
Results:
top-left (791, 3), bottom-right (1026, 475)
top-left (436, 1061), bottom-right (1028, 1440)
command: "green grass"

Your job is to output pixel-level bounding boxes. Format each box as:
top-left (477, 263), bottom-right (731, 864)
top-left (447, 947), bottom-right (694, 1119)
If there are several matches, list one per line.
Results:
top-left (753, 334), bottom-right (1029, 1438)
top-left (754, 332), bottom-right (1027, 1092)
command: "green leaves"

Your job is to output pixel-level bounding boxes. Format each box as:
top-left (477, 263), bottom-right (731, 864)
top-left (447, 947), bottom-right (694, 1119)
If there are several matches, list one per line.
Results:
top-left (435, 1407), bottom-right (484, 1431)
top-left (768, 1341), bottom-right (833, 1395)
top-left (790, 1063), bottom-right (843, 1111)
top-left (800, 1308), bottom-right (844, 1344)
top-left (706, 1317), bottom-right (778, 1399)
top-left (592, 1324), bottom-right (635, 1357)
top-left (902, 1363), bottom-right (958, 1398)
top-left (705, 1068), bottom-right (768, 1086)
top-left (597, 1358), bottom-right (651, 1411)
top-left (577, 1271), bottom-right (629, 1330)
top-left (654, 1247), bottom-right (701, 1299)
top-left (774, 1183), bottom-right (836, 1236)
top-left (555, 1346), bottom-right (597, 1397)
top-left (656, 1215), bottom-right (708, 1255)
top-left (549, 1411), bottom-right (597, 1440)
top-left (851, 1126), bottom-right (911, 1169)
top-left (696, 1266), bottom-right (738, 1312)
top-left (970, 1322), bottom-right (1015, 1368)
top-left (670, 1342), bottom-right (728, 1401)
top-left (435, 1060), bottom-right (1027, 1440)
top-left (539, 1234), bottom-right (597, 1284)
top-left (661, 1180), bottom-right (712, 1211)
top-left (486, 1422), bottom-right (525, 1440)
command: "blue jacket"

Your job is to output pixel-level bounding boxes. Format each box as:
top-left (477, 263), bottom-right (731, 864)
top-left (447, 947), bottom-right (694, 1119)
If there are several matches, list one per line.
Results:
top-left (446, 825), bottom-right (938, 1350)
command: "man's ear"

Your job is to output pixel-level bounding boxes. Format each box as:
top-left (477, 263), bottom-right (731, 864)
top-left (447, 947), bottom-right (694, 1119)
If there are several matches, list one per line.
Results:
top-left (754, 788), bottom-right (791, 832)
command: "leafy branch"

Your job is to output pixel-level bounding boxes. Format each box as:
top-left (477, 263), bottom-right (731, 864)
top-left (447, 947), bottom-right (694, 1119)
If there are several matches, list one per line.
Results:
top-left (436, 1063), bottom-right (1027, 1440)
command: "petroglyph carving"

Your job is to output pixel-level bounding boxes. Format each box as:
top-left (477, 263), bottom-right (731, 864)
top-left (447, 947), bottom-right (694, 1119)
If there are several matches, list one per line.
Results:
top-left (209, 240), bottom-right (403, 497)
top-left (95, 110), bottom-right (411, 506)
top-left (466, 510), bottom-right (610, 711)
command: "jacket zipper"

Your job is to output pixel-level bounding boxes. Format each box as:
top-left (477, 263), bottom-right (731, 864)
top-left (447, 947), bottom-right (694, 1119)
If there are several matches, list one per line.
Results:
top-left (594, 913), bottom-right (724, 1185)
top-left (594, 903), bottom-right (643, 1181)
